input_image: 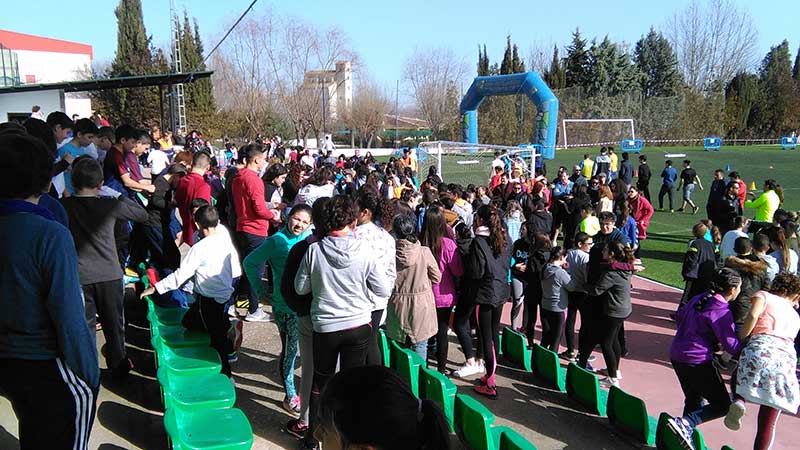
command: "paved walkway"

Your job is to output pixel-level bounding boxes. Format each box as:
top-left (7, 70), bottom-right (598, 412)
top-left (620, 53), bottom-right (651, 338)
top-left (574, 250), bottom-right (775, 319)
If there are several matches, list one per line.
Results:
top-left (0, 277), bottom-right (797, 449)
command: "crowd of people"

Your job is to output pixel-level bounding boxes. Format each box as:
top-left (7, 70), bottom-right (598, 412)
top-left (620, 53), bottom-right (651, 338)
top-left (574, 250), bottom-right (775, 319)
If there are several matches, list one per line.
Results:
top-left (0, 112), bottom-right (798, 450)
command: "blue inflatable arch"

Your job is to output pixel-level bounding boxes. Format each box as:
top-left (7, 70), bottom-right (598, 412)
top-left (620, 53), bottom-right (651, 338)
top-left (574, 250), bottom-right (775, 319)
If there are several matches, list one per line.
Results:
top-left (460, 72), bottom-right (559, 159)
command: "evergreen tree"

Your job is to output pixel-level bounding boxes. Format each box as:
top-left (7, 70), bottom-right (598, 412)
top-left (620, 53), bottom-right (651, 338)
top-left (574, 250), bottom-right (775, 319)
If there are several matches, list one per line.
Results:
top-left (477, 44), bottom-right (490, 76)
top-left (565, 28), bottom-right (590, 88)
top-left (755, 40), bottom-right (796, 135)
top-left (724, 72), bottom-right (759, 138)
top-left (512, 44), bottom-right (525, 73)
top-left (586, 37), bottom-right (640, 96)
top-left (544, 45), bottom-right (565, 89)
top-left (178, 12), bottom-right (216, 129)
top-left (500, 36), bottom-right (513, 75)
top-left (634, 28), bottom-right (683, 98)
top-left (793, 44), bottom-right (800, 81)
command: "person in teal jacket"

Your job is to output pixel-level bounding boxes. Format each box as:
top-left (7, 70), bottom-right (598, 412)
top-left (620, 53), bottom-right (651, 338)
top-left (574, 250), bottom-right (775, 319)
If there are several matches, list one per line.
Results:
top-left (243, 204), bottom-right (312, 414)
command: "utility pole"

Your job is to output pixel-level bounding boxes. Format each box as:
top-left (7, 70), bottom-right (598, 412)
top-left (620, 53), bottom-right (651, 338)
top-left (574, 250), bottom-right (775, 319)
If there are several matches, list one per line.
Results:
top-left (394, 79), bottom-right (399, 149)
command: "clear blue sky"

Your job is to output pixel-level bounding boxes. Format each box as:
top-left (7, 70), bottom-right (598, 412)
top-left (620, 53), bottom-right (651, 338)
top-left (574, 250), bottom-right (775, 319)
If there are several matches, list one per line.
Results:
top-left (2, 0), bottom-right (798, 102)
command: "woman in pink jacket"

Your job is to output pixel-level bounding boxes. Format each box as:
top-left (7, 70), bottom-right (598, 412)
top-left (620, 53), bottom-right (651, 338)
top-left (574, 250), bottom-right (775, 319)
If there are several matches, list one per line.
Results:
top-left (420, 205), bottom-right (464, 374)
top-left (627, 186), bottom-right (654, 256)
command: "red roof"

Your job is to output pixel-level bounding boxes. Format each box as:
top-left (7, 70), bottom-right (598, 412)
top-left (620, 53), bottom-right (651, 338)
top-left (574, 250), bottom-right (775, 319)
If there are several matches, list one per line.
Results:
top-left (0, 30), bottom-right (93, 59)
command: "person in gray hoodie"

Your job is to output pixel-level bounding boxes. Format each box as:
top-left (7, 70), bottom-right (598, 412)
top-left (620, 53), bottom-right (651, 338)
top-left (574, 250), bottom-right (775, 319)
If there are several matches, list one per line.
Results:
top-left (295, 194), bottom-right (393, 449)
top-left (540, 247), bottom-right (571, 352)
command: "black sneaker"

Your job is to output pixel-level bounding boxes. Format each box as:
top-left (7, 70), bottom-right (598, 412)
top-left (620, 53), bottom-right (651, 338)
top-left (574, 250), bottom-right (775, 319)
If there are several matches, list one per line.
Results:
top-left (111, 358), bottom-right (133, 380)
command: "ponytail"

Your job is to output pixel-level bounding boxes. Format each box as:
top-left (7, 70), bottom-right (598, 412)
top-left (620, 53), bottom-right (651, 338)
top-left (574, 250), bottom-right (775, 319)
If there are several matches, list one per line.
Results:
top-left (477, 204), bottom-right (506, 256)
top-left (695, 267), bottom-right (741, 311)
top-left (418, 399), bottom-right (451, 450)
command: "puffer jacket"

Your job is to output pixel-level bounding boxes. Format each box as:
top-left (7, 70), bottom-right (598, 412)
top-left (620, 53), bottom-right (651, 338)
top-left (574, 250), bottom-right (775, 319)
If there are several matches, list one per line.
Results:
top-left (724, 254), bottom-right (769, 326)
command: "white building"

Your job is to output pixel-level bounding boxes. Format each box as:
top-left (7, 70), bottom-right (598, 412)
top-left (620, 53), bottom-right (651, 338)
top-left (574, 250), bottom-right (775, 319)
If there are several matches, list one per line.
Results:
top-left (0, 29), bottom-right (93, 121)
top-left (301, 61), bottom-right (352, 121)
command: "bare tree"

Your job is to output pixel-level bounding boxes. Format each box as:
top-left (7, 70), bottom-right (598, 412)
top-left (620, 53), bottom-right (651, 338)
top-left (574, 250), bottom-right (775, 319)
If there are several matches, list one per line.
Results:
top-left (404, 47), bottom-right (467, 140)
top-left (211, 7), bottom-right (357, 142)
top-left (667, 0), bottom-right (757, 91)
top-left (527, 39), bottom-right (554, 74)
top-left (343, 77), bottom-right (390, 148)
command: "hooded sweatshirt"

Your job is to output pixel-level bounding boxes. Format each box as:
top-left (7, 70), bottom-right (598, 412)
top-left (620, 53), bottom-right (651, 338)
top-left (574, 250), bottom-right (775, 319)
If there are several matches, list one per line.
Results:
top-left (293, 183), bottom-right (336, 207)
top-left (355, 221), bottom-right (397, 311)
top-left (386, 240), bottom-right (441, 343)
top-left (670, 292), bottom-right (740, 364)
top-left (541, 263), bottom-right (571, 312)
top-left (295, 234), bottom-right (394, 333)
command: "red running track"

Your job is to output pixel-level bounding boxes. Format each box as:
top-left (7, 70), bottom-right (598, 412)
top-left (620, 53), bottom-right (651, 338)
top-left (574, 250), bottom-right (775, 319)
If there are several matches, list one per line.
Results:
top-left (502, 275), bottom-right (798, 450)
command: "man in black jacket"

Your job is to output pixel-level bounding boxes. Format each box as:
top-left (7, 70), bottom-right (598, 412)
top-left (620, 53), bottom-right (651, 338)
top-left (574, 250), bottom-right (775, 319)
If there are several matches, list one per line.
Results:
top-left (618, 152), bottom-right (634, 187)
top-left (636, 154), bottom-right (651, 201)
top-left (705, 169), bottom-right (727, 220)
top-left (711, 181), bottom-right (742, 236)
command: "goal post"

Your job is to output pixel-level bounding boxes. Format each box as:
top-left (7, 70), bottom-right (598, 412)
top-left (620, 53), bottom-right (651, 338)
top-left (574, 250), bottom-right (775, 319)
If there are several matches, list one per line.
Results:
top-left (561, 118), bottom-right (636, 149)
top-left (417, 141), bottom-right (541, 187)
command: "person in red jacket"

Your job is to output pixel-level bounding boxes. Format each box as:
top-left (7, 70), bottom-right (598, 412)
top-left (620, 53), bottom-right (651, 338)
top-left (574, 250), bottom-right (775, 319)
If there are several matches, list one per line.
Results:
top-left (729, 171), bottom-right (747, 210)
top-left (627, 186), bottom-right (654, 257)
top-left (175, 152), bottom-right (212, 246)
top-left (232, 143), bottom-right (280, 321)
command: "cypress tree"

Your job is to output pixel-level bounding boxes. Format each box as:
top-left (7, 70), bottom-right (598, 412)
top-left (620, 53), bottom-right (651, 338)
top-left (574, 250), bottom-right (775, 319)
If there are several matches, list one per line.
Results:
top-left (500, 36), bottom-right (513, 75)
top-left (565, 28), bottom-right (590, 88)
top-left (793, 44), bottom-right (800, 81)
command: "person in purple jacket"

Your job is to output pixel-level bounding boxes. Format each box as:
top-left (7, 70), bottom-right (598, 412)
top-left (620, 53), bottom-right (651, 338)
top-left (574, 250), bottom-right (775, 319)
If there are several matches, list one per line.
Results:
top-left (419, 205), bottom-right (464, 374)
top-left (666, 267), bottom-right (743, 449)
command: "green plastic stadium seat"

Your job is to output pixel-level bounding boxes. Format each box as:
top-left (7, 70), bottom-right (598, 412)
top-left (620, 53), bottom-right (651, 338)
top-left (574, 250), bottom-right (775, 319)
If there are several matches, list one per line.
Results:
top-left (378, 329), bottom-right (391, 367)
top-left (391, 341), bottom-right (424, 397)
top-left (149, 304), bottom-right (188, 327)
top-left (607, 386), bottom-right (657, 446)
top-left (655, 412), bottom-right (708, 450)
top-left (164, 407), bottom-right (253, 450)
top-left (155, 324), bottom-right (211, 348)
top-left (501, 327), bottom-right (532, 372)
top-left (157, 366), bottom-right (235, 412)
top-left (454, 394), bottom-right (510, 450)
top-left (419, 366), bottom-right (457, 431)
top-left (499, 428), bottom-right (539, 450)
top-left (160, 345), bottom-right (222, 377)
top-left (565, 363), bottom-right (608, 416)
top-left (532, 344), bottom-right (566, 392)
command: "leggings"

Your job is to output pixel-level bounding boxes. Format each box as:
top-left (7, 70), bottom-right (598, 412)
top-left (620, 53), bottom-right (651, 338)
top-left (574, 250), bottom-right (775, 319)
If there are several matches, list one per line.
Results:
top-left (671, 360), bottom-right (731, 428)
top-left (510, 279), bottom-right (526, 330)
top-left (578, 315), bottom-right (624, 378)
top-left (540, 309), bottom-right (565, 352)
top-left (564, 291), bottom-right (587, 354)
top-left (524, 289), bottom-right (542, 346)
top-left (365, 309), bottom-right (384, 366)
top-left (754, 405), bottom-right (781, 450)
top-left (275, 311), bottom-right (300, 399)
top-left (435, 307), bottom-right (453, 373)
top-left (453, 300), bottom-right (476, 361)
top-left (477, 304), bottom-right (502, 386)
top-left (306, 324), bottom-right (371, 447)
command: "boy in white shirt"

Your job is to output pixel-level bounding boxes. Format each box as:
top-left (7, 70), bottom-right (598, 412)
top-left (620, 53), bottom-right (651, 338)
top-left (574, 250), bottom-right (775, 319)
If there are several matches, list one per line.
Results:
top-left (147, 144), bottom-right (170, 177)
top-left (140, 205), bottom-right (241, 376)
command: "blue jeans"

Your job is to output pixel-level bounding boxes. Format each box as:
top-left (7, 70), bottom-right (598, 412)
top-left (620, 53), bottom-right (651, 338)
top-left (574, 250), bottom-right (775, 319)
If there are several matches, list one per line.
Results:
top-left (411, 340), bottom-right (428, 361)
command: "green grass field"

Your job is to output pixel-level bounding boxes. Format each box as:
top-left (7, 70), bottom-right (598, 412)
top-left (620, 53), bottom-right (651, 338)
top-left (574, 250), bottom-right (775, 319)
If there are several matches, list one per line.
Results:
top-left (431, 145), bottom-right (800, 288)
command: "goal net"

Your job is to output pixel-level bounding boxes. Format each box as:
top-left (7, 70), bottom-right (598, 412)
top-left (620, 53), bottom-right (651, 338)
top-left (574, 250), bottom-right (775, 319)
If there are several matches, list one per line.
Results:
top-left (417, 141), bottom-right (541, 187)
top-left (561, 118), bottom-right (636, 149)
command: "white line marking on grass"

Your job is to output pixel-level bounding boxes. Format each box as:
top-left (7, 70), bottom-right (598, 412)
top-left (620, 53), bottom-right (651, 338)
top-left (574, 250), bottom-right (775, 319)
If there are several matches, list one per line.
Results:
top-left (634, 275), bottom-right (683, 292)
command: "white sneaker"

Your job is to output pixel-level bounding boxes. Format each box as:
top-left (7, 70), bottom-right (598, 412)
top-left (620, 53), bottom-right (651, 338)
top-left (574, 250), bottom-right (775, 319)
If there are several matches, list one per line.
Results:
top-left (227, 305), bottom-right (238, 318)
top-left (597, 368), bottom-right (622, 379)
top-left (245, 309), bottom-right (272, 322)
top-left (453, 362), bottom-right (483, 379)
top-left (724, 401), bottom-right (746, 431)
top-left (599, 376), bottom-right (620, 388)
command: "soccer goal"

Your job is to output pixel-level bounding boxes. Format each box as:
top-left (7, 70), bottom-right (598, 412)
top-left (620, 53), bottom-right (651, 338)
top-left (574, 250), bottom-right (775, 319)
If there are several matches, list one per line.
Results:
top-left (417, 141), bottom-right (541, 187)
top-left (561, 118), bottom-right (636, 149)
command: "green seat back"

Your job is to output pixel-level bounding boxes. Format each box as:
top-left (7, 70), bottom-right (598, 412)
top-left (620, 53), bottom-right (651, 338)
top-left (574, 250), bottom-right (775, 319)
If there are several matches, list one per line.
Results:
top-left (454, 394), bottom-right (499, 450)
top-left (392, 343), bottom-right (423, 397)
top-left (160, 345), bottom-right (221, 377)
top-left (157, 366), bottom-right (236, 412)
top-left (499, 428), bottom-right (539, 450)
top-left (164, 407), bottom-right (253, 450)
top-left (378, 329), bottom-right (391, 367)
top-left (501, 327), bottom-right (532, 372)
top-left (149, 305), bottom-right (187, 327)
top-left (607, 386), bottom-right (656, 446)
top-left (655, 412), bottom-right (708, 450)
top-left (156, 324), bottom-right (210, 349)
top-left (532, 344), bottom-right (566, 392)
top-left (419, 366), bottom-right (457, 431)
top-left (565, 363), bottom-right (608, 416)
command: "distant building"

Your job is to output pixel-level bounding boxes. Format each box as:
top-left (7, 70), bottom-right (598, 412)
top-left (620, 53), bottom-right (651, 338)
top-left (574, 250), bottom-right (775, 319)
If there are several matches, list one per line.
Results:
top-left (301, 61), bottom-right (352, 121)
top-left (0, 29), bottom-right (93, 121)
